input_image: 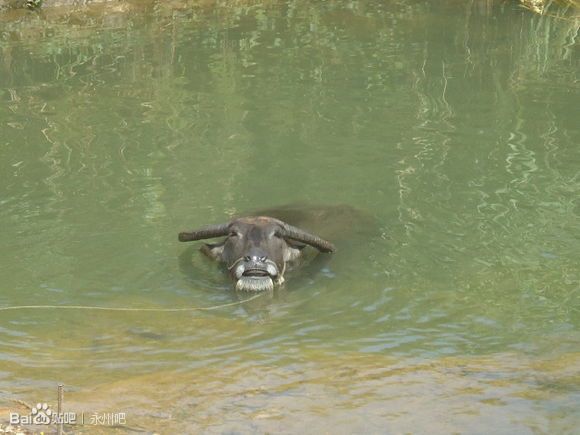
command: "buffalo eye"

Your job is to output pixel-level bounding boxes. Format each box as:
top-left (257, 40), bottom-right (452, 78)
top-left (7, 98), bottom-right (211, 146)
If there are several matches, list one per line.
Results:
top-left (229, 231), bottom-right (241, 238)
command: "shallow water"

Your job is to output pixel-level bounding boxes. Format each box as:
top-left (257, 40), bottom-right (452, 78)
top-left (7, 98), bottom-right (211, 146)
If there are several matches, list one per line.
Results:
top-left (0, 0), bottom-right (579, 432)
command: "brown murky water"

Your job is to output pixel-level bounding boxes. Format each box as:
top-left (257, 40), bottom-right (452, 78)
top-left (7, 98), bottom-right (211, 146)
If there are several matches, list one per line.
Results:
top-left (1, 0), bottom-right (579, 433)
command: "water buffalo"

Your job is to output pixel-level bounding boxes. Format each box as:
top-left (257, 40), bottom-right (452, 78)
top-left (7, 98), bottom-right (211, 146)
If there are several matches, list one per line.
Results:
top-left (178, 216), bottom-right (335, 292)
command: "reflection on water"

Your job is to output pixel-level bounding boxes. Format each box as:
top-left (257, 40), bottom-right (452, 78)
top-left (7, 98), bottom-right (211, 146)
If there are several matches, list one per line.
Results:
top-left (0, 0), bottom-right (579, 432)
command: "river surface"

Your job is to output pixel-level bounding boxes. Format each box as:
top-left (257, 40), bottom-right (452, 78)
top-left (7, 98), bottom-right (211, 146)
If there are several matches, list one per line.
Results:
top-left (1, 0), bottom-right (579, 433)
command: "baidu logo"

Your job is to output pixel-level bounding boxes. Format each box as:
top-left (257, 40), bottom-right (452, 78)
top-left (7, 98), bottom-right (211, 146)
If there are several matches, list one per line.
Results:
top-left (31, 403), bottom-right (53, 425)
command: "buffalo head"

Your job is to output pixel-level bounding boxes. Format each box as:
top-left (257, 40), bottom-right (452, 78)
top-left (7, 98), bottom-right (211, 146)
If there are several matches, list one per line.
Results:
top-left (178, 216), bottom-right (335, 291)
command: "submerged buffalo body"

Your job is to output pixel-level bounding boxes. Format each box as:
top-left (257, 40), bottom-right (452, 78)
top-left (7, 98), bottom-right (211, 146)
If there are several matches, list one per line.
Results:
top-left (179, 216), bottom-right (335, 291)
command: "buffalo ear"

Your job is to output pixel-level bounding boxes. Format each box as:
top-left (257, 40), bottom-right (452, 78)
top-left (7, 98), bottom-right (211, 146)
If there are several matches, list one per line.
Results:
top-left (200, 241), bottom-right (225, 261)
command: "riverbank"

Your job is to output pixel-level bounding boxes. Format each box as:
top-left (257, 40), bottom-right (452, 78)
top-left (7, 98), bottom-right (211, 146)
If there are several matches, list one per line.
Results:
top-left (1, 0), bottom-right (579, 16)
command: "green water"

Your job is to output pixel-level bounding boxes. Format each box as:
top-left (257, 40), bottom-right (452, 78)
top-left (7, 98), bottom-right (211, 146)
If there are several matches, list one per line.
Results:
top-left (1, 0), bottom-right (579, 432)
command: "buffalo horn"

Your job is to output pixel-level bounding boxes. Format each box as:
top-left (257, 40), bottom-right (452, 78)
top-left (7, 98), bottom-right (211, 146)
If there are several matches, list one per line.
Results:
top-left (178, 223), bottom-right (230, 242)
top-left (277, 223), bottom-right (336, 253)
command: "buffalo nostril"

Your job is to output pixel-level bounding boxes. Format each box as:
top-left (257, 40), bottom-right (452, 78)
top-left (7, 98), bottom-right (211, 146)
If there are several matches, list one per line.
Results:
top-left (244, 256), bottom-right (251, 261)
top-left (260, 256), bottom-right (267, 262)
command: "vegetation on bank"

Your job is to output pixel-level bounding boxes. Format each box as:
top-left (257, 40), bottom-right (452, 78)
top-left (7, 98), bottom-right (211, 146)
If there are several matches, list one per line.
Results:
top-left (520, 0), bottom-right (579, 15)
top-left (0, 0), bottom-right (579, 15)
